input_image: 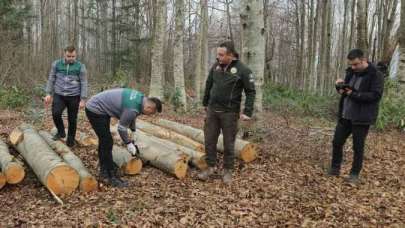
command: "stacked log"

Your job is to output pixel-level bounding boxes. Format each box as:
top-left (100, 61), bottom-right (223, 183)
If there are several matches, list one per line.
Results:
top-left (10, 124), bottom-right (79, 196)
top-left (0, 139), bottom-right (25, 184)
top-left (153, 119), bottom-right (258, 162)
top-left (38, 131), bottom-right (98, 192)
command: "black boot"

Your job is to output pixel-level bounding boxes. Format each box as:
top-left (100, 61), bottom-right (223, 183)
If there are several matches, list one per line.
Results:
top-left (327, 167), bottom-right (340, 176)
top-left (107, 170), bottom-right (128, 188)
top-left (66, 136), bottom-right (75, 147)
top-left (52, 132), bottom-right (66, 141)
top-left (99, 166), bottom-right (109, 180)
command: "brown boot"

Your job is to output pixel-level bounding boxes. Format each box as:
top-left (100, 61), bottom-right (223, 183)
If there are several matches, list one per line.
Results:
top-left (197, 167), bottom-right (215, 181)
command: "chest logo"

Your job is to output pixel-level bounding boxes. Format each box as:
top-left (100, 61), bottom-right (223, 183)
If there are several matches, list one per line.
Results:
top-left (230, 67), bottom-right (238, 74)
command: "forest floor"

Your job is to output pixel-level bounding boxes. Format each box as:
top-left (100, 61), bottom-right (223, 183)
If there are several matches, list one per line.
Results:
top-left (0, 107), bottom-right (404, 227)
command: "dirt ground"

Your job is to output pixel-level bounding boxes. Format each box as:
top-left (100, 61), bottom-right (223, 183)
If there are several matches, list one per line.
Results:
top-left (0, 108), bottom-right (404, 227)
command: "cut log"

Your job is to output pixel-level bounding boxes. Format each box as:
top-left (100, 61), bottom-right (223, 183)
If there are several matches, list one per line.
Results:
top-left (0, 139), bottom-right (25, 184)
top-left (0, 172), bottom-right (5, 189)
top-left (137, 129), bottom-right (206, 170)
top-left (51, 128), bottom-right (98, 146)
top-left (136, 131), bottom-right (189, 178)
top-left (63, 129), bottom-right (143, 175)
top-left (137, 119), bottom-right (205, 153)
top-left (10, 124), bottom-right (79, 196)
top-left (111, 125), bottom-right (190, 178)
top-left (38, 131), bottom-right (98, 192)
top-left (153, 119), bottom-right (258, 162)
top-left (112, 145), bottom-right (143, 175)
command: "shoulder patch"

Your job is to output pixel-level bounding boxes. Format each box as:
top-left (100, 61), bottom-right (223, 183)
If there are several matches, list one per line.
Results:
top-left (230, 67), bottom-right (238, 74)
top-left (249, 73), bottom-right (255, 83)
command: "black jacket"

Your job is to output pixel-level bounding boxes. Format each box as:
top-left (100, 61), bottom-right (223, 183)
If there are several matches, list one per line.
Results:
top-left (338, 63), bottom-right (384, 125)
top-left (202, 59), bottom-right (256, 117)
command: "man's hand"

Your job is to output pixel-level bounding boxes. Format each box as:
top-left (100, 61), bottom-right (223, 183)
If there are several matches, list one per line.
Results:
top-left (79, 100), bottom-right (86, 109)
top-left (336, 79), bottom-right (344, 84)
top-left (240, 114), bottom-right (251, 121)
top-left (44, 95), bottom-right (52, 107)
top-left (335, 79), bottom-right (345, 94)
top-left (127, 143), bottom-right (137, 156)
top-left (345, 88), bottom-right (353, 95)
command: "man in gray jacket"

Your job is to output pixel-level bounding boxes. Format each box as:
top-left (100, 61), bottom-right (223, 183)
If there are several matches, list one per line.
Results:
top-left (44, 46), bottom-right (88, 147)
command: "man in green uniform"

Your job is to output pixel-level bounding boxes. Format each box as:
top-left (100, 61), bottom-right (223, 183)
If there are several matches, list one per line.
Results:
top-left (86, 88), bottom-right (162, 187)
top-left (198, 41), bottom-right (256, 184)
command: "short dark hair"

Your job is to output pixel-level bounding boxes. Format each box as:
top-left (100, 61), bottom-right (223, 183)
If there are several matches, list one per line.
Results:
top-left (219, 41), bottom-right (239, 58)
top-left (347, 49), bottom-right (365, 60)
top-left (148, 97), bottom-right (162, 113)
top-left (65, 46), bottom-right (76, 53)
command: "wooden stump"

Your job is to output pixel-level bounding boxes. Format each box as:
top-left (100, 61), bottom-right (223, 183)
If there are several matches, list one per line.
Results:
top-left (0, 139), bottom-right (25, 184)
top-left (38, 131), bottom-right (98, 192)
top-left (153, 119), bottom-right (258, 162)
top-left (10, 124), bottom-right (79, 196)
top-left (112, 145), bottom-right (143, 175)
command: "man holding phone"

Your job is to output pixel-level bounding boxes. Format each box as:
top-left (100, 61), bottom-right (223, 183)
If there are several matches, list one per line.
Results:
top-left (328, 49), bottom-right (384, 184)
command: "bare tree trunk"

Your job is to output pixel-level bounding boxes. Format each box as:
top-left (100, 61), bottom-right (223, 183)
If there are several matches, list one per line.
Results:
top-left (382, 0), bottom-right (399, 63)
top-left (73, 0), bottom-right (79, 47)
top-left (194, 0), bottom-right (209, 102)
top-left (173, 0), bottom-right (187, 111)
top-left (241, 0), bottom-right (265, 112)
top-left (112, 0), bottom-right (117, 76)
top-left (149, 0), bottom-right (167, 99)
top-left (398, 0), bottom-right (405, 85)
top-left (357, 0), bottom-right (368, 52)
top-left (340, 0), bottom-right (350, 75)
top-left (349, 0), bottom-right (357, 49)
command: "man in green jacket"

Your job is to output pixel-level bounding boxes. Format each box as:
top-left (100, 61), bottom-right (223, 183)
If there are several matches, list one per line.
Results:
top-left (198, 41), bottom-right (256, 184)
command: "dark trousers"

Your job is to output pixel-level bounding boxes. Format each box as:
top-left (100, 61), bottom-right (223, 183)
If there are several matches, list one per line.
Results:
top-left (204, 108), bottom-right (239, 170)
top-left (85, 108), bottom-right (114, 172)
top-left (52, 94), bottom-right (80, 140)
top-left (331, 118), bottom-right (370, 175)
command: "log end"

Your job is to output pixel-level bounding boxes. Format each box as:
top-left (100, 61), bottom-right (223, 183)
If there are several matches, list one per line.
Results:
top-left (196, 145), bottom-right (205, 153)
top-left (5, 163), bottom-right (25, 184)
top-left (240, 143), bottom-right (257, 163)
top-left (124, 158), bottom-right (143, 175)
top-left (174, 158), bottom-right (188, 179)
top-left (80, 176), bottom-right (98, 193)
top-left (194, 157), bottom-right (208, 170)
top-left (9, 128), bottom-right (24, 146)
top-left (46, 165), bottom-right (80, 196)
top-left (0, 172), bottom-right (6, 189)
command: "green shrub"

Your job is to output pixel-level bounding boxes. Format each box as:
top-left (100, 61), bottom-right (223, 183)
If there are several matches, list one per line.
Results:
top-left (263, 83), bottom-right (338, 120)
top-left (375, 79), bottom-right (405, 130)
top-left (0, 86), bottom-right (30, 108)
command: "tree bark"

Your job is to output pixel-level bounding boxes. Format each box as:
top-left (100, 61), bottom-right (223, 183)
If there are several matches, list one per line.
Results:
top-left (241, 0), bottom-right (265, 112)
top-left (398, 0), bottom-right (405, 85)
top-left (357, 0), bottom-right (369, 52)
top-left (38, 131), bottom-right (98, 192)
top-left (149, 0), bottom-right (167, 99)
top-left (173, 0), bottom-right (187, 111)
top-left (153, 119), bottom-right (257, 162)
top-left (10, 124), bottom-right (79, 196)
top-left (0, 139), bottom-right (25, 184)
